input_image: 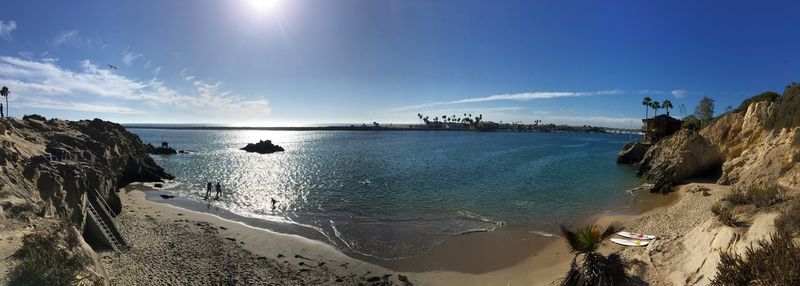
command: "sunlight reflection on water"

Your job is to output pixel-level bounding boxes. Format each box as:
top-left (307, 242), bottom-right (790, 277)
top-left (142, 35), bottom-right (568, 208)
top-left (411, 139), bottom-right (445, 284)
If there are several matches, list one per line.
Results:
top-left (132, 129), bottom-right (642, 259)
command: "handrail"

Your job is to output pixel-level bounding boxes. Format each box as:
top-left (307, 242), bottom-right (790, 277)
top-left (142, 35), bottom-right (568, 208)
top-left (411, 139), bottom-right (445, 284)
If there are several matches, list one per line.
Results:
top-left (87, 188), bottom-right (130, 246)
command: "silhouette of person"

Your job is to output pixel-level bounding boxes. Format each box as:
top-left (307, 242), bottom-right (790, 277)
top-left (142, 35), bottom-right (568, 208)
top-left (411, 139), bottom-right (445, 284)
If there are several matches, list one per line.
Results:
top-left (0, 103), bottom-right (4, 118)
top-left (215, 182), bottom-right (221, 200)
top-left (205, 182), bottom-right (212, 201)
top-left (271, 198), bottom-right (277, 211)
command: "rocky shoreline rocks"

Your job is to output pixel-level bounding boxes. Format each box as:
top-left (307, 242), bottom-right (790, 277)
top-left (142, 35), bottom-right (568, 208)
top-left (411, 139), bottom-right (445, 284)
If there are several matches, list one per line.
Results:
top-left (145, 143), bottom-right (177, 155)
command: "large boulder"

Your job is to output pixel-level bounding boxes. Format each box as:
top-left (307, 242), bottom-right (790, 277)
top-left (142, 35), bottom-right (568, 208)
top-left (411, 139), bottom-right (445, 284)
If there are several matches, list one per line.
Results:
top-left (638, 129), bottom-right (724, 193)
top-left (616, 142), bottom-right (650, 164)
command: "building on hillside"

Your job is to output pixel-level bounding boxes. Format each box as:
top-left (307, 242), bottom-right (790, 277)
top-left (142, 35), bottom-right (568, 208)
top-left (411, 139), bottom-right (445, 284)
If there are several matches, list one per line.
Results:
top-left (642, 114), bottom-right (682, 144)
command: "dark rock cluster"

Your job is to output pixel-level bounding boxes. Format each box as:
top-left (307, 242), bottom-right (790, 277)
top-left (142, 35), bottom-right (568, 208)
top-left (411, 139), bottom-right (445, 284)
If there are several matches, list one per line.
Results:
top-left (240, 140), bottom-right (285, 154)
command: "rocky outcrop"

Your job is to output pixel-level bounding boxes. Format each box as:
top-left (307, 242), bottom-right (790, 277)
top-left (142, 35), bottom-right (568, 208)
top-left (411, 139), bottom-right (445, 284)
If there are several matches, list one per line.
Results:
top-left (240, 140), bottom-right (285, 154)
top-left (616, 142), bottom-right (650, 164)
top-left (0, 116), bottom-right (173, 284)
top-left (638, 84), bottom-right (800, 193)
top-left (145, 143), bottom-right (177, 155)
top-left (637, 130), bottom-right (724, 193)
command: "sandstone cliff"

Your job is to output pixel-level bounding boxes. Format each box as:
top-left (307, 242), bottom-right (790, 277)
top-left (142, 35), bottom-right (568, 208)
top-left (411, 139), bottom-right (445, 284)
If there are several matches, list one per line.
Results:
top-left (0, 116), bottom-right (172, 284)
top-left (638, 84), bottom-right (800, 193)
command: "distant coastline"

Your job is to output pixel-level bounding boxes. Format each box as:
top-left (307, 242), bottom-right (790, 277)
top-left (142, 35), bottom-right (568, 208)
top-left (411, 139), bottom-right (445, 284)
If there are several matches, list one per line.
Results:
top-left (123, 123), bottom-right (640, 134)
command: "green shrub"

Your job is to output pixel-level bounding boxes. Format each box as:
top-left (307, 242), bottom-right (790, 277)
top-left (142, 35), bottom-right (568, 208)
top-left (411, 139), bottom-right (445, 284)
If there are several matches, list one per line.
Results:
top-left (724, 190), bottom-right (749, 205)
top-left (735, 91), bottom-right (780, 113)
top-left (724, 187), bottom-right (784, 208)
top-left (748, 187), bottom-right (785, 208)
top-left (710, 232), bottom-right (800, 285)
top-left (711, 202), bottom-right (724, 215)
top-left (681, 115), bottom-right (702, 131)
top-left (775, 198), bottom-right (800, 236)
top-left (8, 224), bottom-right (100, 286)
top-left (715, 207), bottom-right (741, 227)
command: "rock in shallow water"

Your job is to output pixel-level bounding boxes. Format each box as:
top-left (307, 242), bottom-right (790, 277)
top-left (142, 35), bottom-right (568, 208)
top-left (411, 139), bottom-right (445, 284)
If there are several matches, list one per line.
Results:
top-left (617, 141), bottom-right (650, 164)
top-left (240, 140), bottom-right (285, 154)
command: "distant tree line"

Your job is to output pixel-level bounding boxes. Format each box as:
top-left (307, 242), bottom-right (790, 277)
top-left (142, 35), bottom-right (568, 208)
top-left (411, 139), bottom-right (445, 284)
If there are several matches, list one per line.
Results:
top-left (416, 113), bottom-right (484, 129)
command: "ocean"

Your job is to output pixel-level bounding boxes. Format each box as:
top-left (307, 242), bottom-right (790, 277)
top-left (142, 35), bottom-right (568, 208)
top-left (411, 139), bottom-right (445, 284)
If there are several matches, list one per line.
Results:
top-left (129, 129), bottom-right (642, 260)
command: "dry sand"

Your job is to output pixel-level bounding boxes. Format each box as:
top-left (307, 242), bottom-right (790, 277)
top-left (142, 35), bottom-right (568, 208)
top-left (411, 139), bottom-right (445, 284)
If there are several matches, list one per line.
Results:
top-left (103, 181), bottom-right (750, 285)
top-left (100, 186), bottom-right (405, 285)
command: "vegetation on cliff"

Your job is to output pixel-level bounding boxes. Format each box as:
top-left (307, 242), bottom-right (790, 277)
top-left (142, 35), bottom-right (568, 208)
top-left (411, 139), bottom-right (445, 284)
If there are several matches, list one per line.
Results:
top-left (9, 223), bottom-right (102, 286)
top-left (0, 116), bottom-right (173, 284)
top-left (711, 196), bottom-right (800, 285)
top-left (637, 83), bottom-right (800, 193)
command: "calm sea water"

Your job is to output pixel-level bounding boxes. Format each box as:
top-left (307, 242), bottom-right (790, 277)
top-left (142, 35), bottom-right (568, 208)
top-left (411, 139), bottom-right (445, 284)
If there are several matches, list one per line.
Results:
top-left (130, 129), bottom-right (641, 259)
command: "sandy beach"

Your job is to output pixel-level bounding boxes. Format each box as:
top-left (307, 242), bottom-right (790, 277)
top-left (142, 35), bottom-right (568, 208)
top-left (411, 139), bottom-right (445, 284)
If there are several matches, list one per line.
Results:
top-left (101, 181), bottom-right (710, 285)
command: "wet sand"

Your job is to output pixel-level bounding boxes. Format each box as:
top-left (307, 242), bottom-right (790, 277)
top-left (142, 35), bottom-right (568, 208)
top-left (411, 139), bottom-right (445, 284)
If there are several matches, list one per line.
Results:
top-left (119, 181), bottom-right (683, 285)
top-left (107, 184), bottom-right (404, 285)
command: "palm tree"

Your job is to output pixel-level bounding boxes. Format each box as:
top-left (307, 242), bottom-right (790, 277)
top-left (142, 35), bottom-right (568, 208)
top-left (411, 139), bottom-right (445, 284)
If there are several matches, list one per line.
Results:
top-left (642, 97), bottom-right (652, 119)
top-left (662, 100), bottom-right (673, 116)
top-left (0, 86), bottom-right (8, 118)
top-left (651, 101), bottom-right (661, 116)
top-left (560, 223), bottom-right (630, 286)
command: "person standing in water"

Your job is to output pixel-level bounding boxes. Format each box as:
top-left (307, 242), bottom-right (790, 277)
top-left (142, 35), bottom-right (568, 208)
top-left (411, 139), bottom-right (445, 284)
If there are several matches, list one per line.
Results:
top-left (205, 182), bottom-right (212, 201)
top-left (271, 198), bottom-right (277, 211)
top-left (215, 182), bottom-right (221, 200)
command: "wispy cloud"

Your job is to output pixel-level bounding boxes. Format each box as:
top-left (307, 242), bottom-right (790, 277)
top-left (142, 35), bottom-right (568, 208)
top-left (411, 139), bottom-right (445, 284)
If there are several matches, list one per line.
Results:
top-left (122, 49), bottom-right (143, 66)
top-left (390, 89), bottom-right (624, 112)
top-left (143, 60), bottom-right (151, 69)
top-left (0, 56), bottom-right (271, 117)
top-left (153, 66), bottom-right (162, 76)
top-left (52, 30), bottom-right (82, 47)
top-left (671, 89), bottom-right (687, 98)
top-left (18, 98), bottom-right (142, 114)
top-left (637, 89), bottom-right (667, 95)
top-left (453, 90), bottom-right (623, 104)
top-left (0, 20), bottom-right (17, 41)
top-left (17, 51), bottom-right (34, 60)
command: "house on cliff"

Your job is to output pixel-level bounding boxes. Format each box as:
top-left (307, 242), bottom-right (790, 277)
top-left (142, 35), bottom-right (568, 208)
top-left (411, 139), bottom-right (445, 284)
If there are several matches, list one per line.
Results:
top-left (642, 114), bottom-right (682, 144)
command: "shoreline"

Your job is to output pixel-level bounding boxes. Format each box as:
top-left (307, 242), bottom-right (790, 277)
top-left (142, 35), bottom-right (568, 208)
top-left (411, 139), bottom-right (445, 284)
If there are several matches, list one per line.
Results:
top-left (113, 180), bottom-right (684, 285)
top-left (141, 181), bottom-right (676, 274)
top-left (107, 185), bottom-right (400, 285)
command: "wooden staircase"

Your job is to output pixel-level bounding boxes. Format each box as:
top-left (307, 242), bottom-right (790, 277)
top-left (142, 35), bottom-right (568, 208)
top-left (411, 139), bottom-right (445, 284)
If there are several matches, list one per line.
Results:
top-left (85, 189), bottom-right (129, 251)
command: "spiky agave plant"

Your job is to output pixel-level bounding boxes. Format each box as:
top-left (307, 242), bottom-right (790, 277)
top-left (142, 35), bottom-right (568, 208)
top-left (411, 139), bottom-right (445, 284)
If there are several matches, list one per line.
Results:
top-left (560, 222), bottom-right (631, 286)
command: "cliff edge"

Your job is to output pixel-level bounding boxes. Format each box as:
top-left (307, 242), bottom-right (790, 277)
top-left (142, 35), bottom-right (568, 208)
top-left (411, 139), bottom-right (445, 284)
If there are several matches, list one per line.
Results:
top-left (638, 84), bottom-right (800, 193)
top-left (0, 117), bottom-right (172, 284)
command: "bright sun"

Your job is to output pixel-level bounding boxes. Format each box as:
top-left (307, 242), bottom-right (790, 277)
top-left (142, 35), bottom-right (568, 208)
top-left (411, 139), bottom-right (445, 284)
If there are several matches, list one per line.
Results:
top-left (248, 0), bottom-right (281, 14)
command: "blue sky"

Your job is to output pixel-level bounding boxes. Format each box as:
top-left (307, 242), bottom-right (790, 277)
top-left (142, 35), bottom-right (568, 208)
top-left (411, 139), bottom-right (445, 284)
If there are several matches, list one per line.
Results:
top-left (0, 0), bottom-right (798, 127)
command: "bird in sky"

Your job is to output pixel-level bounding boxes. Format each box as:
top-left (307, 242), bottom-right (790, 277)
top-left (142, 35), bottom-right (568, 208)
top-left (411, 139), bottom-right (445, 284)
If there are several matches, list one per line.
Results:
top-left (107, 64), bottom-right (118, 70)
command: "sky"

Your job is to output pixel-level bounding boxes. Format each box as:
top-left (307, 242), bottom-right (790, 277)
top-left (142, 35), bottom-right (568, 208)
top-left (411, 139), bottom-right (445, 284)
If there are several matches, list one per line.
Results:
top-left (0, 0), bottom-right (798, 128)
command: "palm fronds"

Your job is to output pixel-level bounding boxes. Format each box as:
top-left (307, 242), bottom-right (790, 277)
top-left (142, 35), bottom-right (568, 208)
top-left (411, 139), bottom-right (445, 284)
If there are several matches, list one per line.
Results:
top-left (560, 222), bottom-right (624, 254)
top-left (560, 222), bottom-right (630, 286)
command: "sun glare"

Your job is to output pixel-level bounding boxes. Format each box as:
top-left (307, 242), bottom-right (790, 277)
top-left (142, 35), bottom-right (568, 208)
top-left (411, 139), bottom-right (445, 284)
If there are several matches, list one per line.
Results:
top-left (248, 0), bottom-right (281, 14)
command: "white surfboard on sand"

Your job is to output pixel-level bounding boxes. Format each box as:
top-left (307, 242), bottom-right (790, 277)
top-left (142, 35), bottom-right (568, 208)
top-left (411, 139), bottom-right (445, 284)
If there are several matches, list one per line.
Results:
top-left (617, 231), bottom-right (656, 240)
top-left (610, 238), bottom-right (649, 247)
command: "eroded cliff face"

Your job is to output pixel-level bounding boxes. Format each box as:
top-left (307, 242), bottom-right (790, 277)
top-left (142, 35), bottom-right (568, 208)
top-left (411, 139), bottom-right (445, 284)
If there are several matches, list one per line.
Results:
top-left (1, 117), bottom-right (172, 218)
top-left (639, 85), bottom-right (800, 193)
top-left (0, 117), bottom-right (172, 284)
